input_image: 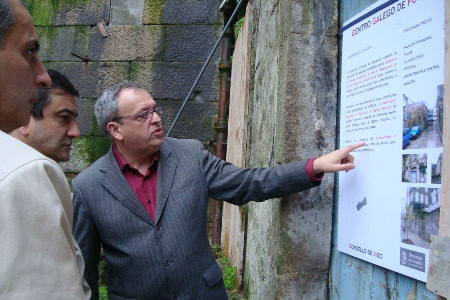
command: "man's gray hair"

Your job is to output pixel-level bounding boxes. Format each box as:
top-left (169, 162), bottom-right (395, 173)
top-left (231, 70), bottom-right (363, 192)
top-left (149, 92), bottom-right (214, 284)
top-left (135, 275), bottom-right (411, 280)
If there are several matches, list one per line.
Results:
top-left (0, 0), bottom-right (26, 47)
top-left (95, 81), bottom-right (146, 137)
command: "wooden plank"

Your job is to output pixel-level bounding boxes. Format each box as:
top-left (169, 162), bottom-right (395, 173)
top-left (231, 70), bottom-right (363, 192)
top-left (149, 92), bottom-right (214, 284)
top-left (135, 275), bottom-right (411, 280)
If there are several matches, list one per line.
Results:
top-left (220, 2), bottom-right (253, 290)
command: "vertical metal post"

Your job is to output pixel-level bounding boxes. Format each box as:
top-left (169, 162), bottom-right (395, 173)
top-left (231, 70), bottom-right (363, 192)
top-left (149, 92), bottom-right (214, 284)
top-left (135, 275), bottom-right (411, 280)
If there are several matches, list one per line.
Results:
top-left (212, 2), bottom-right (236, 246)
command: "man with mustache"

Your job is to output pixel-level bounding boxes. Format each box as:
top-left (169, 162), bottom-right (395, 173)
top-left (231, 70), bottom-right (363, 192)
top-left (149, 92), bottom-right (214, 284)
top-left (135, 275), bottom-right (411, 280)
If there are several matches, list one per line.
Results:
top-left (0, 0), bottom-right (89, 298)
top-left (73, 81), bottom-right (363, 300)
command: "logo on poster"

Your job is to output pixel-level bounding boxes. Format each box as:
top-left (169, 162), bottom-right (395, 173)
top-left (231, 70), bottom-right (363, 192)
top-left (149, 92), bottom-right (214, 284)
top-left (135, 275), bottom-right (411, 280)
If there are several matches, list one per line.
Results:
top-left (401, 250), bottom-right (407, 265)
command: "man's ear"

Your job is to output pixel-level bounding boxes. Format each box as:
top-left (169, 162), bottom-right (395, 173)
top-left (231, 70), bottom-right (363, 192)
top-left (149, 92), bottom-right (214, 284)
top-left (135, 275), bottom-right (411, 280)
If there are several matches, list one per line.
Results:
top-left (107, 122), bottom-right (123, 141)
top-left (17, 125), bottom-right (30, 137)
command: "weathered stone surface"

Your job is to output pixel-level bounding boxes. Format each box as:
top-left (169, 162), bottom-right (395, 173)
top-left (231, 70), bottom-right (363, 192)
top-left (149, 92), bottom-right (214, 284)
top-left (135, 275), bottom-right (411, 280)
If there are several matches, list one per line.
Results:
top-left (162, 0), bottom-right (220, 24)
top-left (88, 25), bottom-right (165, 61)
top-left (130, 61), bottom-right (220, 101)
top-left (111, 0), bottom-right (145, 25)
top-left (243, 1), bottom-right (338, 300)
top-left (37, 25), bottom-right (165, 62)
top-left (76, 98), bottom-right (105, 136)
top-left (142, 0), bottom-right (165, 24)
top-left (37, 26), bottom-right (90, 62)
top-left (143, 0), bottom-right (221, 25)
top-left (275, 273), bottom-right (328, 300)
top-left (165, 25), bottom-right (221, 62)
top-left (26, 0), bottom-right (110, 26)
top-left (61, 136), bottom-right (111, 173)
top-left (157, 100), bottom-right (218, 142)
top-left (45, 62), bottom-right (130, 99)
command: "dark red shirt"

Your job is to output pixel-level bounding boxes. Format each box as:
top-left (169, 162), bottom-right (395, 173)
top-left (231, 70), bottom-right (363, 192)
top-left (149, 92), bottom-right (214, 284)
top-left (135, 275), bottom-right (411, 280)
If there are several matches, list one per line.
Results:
top-left (113, 145), bottom-right (158, 221)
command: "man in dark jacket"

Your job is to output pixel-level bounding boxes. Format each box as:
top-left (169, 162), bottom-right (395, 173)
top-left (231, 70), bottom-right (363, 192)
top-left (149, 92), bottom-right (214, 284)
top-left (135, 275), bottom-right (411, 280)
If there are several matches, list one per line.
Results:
top-left (73, 81), bottom-right (363, 300)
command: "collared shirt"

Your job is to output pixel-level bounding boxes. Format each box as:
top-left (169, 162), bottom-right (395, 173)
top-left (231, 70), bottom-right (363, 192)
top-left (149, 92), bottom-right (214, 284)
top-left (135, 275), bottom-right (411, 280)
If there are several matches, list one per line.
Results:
top-left (113, 145), bottom-right (158, 221)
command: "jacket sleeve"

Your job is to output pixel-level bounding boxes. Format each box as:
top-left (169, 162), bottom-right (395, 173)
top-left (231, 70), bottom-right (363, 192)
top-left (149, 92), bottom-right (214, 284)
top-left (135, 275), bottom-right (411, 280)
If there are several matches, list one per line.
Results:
top-left (195, 140), bottom-right (320, 205)
top-left (73, 181), bottom-right (102, 300)
top-left (0, 159), bottom-right (87, 300)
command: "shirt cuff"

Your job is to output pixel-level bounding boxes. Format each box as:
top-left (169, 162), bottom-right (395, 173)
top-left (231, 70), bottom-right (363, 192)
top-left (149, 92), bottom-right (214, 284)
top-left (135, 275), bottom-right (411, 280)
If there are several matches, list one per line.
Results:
top-left (306, 158), bottom-right (324, 182)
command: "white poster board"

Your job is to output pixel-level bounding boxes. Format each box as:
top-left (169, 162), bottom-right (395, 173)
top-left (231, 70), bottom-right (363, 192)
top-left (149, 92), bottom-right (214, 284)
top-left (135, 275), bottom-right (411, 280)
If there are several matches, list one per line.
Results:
top-left (338, 0), bottom-right (444, 282)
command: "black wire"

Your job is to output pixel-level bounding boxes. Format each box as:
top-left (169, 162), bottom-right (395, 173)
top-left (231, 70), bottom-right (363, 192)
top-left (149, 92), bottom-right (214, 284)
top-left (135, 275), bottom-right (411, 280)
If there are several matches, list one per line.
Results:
top-left (165, 0), bottom-right (245, 137)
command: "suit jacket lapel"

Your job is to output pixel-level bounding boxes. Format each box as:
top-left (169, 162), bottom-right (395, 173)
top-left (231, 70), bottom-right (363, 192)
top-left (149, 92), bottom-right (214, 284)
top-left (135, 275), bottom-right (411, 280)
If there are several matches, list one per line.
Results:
top-left (155, 142), bottom-right (177, 224)
top-left (100, 149), bottom-right (155, 226)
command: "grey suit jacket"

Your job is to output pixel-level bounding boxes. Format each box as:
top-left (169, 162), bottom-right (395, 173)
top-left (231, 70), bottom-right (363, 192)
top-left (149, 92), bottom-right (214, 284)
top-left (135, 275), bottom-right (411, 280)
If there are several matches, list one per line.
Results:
top-left (72, 138), bottom-right (319, 300)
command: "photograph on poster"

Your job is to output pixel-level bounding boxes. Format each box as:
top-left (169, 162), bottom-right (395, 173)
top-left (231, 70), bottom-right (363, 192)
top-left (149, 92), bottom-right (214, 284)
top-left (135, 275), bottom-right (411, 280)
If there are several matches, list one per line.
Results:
top-left (402, 85), bottom-right (444, 150)
top-left (401, 187), bottom-right (440, 249)
top-left (431, 152), bottom-right (443, 184)
top-left (402, 153), bottom-right (427, 183)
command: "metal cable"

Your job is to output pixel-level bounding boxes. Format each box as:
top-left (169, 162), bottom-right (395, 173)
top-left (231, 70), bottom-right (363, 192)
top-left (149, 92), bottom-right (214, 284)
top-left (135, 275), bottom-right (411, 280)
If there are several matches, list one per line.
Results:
top-left (165, 0), bottom-right (245, 137)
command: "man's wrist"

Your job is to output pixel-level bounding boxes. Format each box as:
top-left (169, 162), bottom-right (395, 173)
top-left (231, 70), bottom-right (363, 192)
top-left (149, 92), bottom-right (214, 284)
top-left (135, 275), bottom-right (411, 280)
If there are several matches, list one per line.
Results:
top-left (306, 158), bottom-right (324, 182)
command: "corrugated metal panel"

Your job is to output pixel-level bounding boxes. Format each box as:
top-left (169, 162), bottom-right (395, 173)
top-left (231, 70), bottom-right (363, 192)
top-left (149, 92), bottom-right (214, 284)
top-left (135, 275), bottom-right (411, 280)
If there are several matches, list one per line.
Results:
top-left (330, 1), bottom-right (437, 299)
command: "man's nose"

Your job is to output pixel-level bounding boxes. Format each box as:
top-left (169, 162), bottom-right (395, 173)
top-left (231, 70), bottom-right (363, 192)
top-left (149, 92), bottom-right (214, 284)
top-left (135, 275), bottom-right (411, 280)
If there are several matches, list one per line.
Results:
top-left (34, 58), bottom-right (51, 88)
top-left (151, 111), bottom-right (162, 123)
top-left (68, 121), bottom-right (81, 138)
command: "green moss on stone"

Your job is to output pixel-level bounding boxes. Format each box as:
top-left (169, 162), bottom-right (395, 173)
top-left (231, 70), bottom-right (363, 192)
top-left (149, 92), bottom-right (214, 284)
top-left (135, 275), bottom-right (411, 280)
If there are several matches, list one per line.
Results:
top-left (90, 113), bottom-right (105, 136)
top-left (276, 231), bottom-right (291, 275)
top-left (143, 0), bottom-right (165, 24)
top-left (129, 62), bottom-right (153, 82)
top-left (26, 0), bottom-right (54, 26)
top-left (73, 136), bottom-right (111, 165)
top-left (26, 0), bottom-right (100, 26)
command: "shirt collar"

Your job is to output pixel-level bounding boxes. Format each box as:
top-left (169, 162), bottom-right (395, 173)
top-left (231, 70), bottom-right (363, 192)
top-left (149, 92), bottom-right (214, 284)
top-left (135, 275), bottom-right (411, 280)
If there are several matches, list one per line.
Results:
top-left (112, 144), bottom-right (159, 172)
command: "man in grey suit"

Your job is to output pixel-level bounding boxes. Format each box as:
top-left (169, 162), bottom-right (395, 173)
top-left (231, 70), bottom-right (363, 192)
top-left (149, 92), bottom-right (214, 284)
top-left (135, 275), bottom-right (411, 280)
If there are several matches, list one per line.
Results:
top-left (73, 81), bottom-right (363, 300)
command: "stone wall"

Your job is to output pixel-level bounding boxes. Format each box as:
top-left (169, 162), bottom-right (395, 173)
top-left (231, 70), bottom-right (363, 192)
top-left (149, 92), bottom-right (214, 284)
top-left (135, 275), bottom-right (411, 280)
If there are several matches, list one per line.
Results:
top-left (243, 1), bottom-right (338, 299)
top-left (26, 0), bottom-right (223, 175)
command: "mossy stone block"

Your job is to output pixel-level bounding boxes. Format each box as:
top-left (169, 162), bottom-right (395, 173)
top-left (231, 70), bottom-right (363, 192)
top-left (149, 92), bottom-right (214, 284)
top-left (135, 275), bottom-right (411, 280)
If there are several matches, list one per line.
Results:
top-left (45, 62), bottom-right (130, 99)
top-left (142, 0), bottom-right (165, 24)
top-left (61, 136), bottom-right (111, 173)
top-left (157, 100), bottom-right (217, 142)
top-left (130, 61), bottom-right (220, 101)
top-left (37, 25), bottom-right (165, 62)
top-left (26, 0), bottom-right (110, 26)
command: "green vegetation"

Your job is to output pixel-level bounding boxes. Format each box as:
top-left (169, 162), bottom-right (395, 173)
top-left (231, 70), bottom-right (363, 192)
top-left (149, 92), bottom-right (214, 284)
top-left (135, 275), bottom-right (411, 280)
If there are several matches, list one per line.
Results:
top-left (234, 17), bottom-right (245, 39)
top-left (99, 286), bottom-right (108, 300)
top-left (73, 136), bottom-right (111, 165)
top-left (211, 244), bottom-right (247, 300)
top-left (143, 0), bottom-right (165, 24)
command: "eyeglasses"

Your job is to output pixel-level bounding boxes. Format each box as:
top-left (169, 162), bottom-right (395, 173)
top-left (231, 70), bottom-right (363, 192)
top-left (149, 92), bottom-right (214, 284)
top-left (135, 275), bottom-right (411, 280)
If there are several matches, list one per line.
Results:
top-left (113, 107), bottom-right (163, 122)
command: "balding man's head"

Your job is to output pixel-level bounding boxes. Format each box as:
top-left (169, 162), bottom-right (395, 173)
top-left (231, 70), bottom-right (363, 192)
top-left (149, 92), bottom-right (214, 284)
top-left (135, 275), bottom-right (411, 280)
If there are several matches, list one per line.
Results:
top-left (0, 0), bottom-right (51, 132)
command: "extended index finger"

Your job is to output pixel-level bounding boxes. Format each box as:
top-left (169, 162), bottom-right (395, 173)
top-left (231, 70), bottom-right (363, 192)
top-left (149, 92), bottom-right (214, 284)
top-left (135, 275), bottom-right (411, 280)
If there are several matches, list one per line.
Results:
top-left (344, 142), bottom-right (365, 153)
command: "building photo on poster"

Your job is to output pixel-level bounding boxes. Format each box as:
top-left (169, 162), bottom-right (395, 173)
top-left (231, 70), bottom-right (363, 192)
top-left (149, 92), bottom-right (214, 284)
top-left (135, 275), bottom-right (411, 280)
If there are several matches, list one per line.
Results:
top-left (338, 0), bottom-right (444, 282)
